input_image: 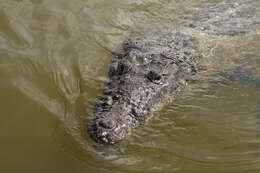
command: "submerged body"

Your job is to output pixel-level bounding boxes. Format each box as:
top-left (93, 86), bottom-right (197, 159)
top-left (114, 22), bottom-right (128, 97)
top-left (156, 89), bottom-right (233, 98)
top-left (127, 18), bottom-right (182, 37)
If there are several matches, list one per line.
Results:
top-left (88, 0), bottom-right (260, 144)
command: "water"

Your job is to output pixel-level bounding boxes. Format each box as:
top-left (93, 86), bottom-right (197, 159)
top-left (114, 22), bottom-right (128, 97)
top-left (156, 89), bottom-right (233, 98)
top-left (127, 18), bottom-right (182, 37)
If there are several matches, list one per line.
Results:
top-left (0, 0), bottom-right (259, 172)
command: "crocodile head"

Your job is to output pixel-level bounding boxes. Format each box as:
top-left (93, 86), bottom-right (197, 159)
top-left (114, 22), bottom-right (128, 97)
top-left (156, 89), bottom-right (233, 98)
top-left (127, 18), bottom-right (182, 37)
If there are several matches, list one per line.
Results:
top-left (88, 32), bottom-right (200, 144)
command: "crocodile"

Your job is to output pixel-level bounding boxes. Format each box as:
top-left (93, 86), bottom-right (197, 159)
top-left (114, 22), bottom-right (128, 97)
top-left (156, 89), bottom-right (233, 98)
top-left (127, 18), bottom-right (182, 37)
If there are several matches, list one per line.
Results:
top-left (88, 0), bottom-right (260, 144)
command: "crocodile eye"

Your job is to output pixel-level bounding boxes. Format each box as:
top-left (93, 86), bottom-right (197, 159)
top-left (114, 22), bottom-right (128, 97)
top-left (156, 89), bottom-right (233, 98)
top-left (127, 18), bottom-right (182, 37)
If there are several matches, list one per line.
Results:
top-left (147, 71), bottom-right (162, 83)
top-left (108, 65), bottom-right (117, 76)
top-left (118, 62), bottom-right (131, 75)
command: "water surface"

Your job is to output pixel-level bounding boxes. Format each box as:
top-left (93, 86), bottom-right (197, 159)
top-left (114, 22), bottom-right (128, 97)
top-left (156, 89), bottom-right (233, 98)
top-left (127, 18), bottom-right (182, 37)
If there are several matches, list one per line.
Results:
top-left (0, 0), bottom-right (260, 172)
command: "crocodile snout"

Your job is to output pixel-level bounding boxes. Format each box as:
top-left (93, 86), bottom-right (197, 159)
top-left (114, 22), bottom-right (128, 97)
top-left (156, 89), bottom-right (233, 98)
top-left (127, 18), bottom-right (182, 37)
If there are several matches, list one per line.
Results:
top-left (88, 116), bottom-right (127, 144)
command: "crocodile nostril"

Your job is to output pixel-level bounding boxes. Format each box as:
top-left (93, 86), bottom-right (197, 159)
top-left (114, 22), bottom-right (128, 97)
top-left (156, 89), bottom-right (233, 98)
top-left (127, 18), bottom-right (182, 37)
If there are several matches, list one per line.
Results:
top-left (99, 118), bottom-right (116, 129)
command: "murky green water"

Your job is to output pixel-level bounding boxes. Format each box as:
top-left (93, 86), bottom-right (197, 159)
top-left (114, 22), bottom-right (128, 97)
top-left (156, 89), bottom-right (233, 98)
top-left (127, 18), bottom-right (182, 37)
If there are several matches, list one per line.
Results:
top-left (0, 0), bottom-right (260, 173)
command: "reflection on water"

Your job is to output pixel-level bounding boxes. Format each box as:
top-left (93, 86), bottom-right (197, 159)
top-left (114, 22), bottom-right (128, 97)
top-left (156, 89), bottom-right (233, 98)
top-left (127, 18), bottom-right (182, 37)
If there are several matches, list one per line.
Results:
top-left (0, 0), bottom-right (260, 172)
